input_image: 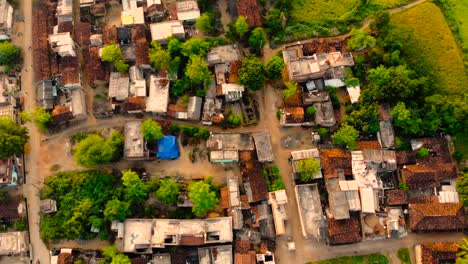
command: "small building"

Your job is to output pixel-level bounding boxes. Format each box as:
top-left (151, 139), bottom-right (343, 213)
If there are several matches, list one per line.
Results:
top-left (108, 72), bottom-right (130, 101)
top-left (206, 44), bottom-right (242, 66)
top-left (49, 32), bottom-right (75, 57)
top-left (201, 98), bottom-right (224, 125)
top-left (295, 184), bottom-right (326, 240)
top-left (117, 27), bottom-right (132, 45)
top-left (415, 242), bottom-right (461, 264)
top-left (218, 83), bottom-right (244, 102)
top-left (57, 0), bottom-right (73, 23)
top-left (252, 132), bottom-right (274, 163)
top-left (89, 3), bottom-right (106, 17)
top-left (146, 2), bottom-right (165, 22)
top-left (70, 88), bottom-right (87, 119)
top-left (280, 107), bottom-right (304, 127)
top-left (234, 251), bottom-right (256, 264)
top-left (402, 163), bottom-right (458, 190)
top-left (327, 215), bottom-right (362, 245)
top-left (256, 252), bottom-right (275, 264)
top-left (58, 56), bottom-right (81, 90)
top-left (0, 198), bottom-right (22, 222)
top-left (36, 80), bottom-right (56, 110)
top-left (0, 103), bottom-right (14, 120)
top-left (314, 101), bottom-right (336, 127)
top-left (157, 136), bottom-right (179, 160)
top-left (150, 21), bottom-right (185, 43)
top-left (198, 245), bottom-right (232, 264)
top-left (0, 158), bottom-right (19, 186)
top-left (121, 7), bottom-right (145, 25)
top-left (377, 120), bottom-right (395, 149)
top-left (326, 177), bottom-right (350, 220)
top-left (268, 190), bottom-right (288, 235)
top-left (346, 85), bottom-right (361, 104)
top-left (291, 149), bottom-right (322, 180)
top-left (123, 96), bottom-right (146, 114)
top-left (0, 0), bottom-right (13, 39)
top-left (176, 1), bottom-right (200, 23)
top-left (320, 149), bottom-right (352, 179)
top-left (0, 231), bottom-right (28, 255)
top-left (359, 187), bottom-right (376, 213)
top-left (146, 75), bottom-right (169, 114)
top-left (124, 120), bottom-right (149, 160)
top-left (409, 201), bottom-right (464, 232)
top-left (40, 199), bottom-right (57, 214)
top-left (385, 189), bottom-right (408, 206)
top-left (187, 96), bottom-right (202, 120)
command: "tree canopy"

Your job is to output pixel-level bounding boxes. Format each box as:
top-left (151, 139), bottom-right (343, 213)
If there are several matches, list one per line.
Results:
top-left (196, 13), bottom-right (214, 34)
top-left (122, 170), bottom-right (148, 204)
top-left (167, 37), bottom-right (183, 57)
top-left (104, 199), bottom-right (131, 221)
top-left (0, 41), bottom-right (21, 67)
top-left (297, 158), bottom-right (321, 182)
top-left (238, 55), bottom-right (265, 91)
top-left (235, 16), bottom-right (249, 37)
top-left (265, 55), bottom-right (284, 79)
top-left (188, 181), bottom-right (218, 217)
top-left (149, 41), bottom-right (172, 71)
top-left (457, 237), bottom-right (468, 263)
top-left (101, 43), bottom-right (129, 73)
top-left (249, 28), bottom-right (267, 53)
top-left (156, 178), bottom-right (181, 205)
top-left (264, 9), bottom-right (284, 37)
top-left (348, 29), bottom-right (376, 50)
top-left (73, 132), bottom-right (124, 167)
top-left (0, 118), bottom-right (29, 159)
top-left (332, 123), bottom-right (359, 150)
top-left (282, 81), bottom-right (299, 100)
top-left (181, 38), bottom-right (211, 57)
top-left (21, 108), bottom-right (52, 132)
top-left (101, 245), bottom-right (131, 264)
top-left (186, 55), bottom-right (212, 86)
top-left (141, 119), bottom-right (164, 141)
top-left (391, 102), bottom-right (423, 136)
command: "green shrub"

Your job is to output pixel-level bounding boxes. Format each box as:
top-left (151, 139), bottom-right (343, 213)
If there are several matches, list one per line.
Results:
top-left (397, 248), bottom-right (411, 264)
top-left (306, 106), bottom-right (316, 115)
top-left (416, 147), bottom-right (430, 158)
top-left (399, 183), bottom-right (409, 190)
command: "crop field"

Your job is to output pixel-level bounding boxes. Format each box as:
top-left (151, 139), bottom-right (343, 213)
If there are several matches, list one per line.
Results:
top-left (369, 0), bottom-right (413, 8)
top-left (310, 254), bottom-right (389, 264)
top-left (392, 2), bottom-right (467, 96)
top-left (289, 0), bottom-right (359, 23)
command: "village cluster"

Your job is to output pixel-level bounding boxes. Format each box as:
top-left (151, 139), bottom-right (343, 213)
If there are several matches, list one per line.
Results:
top-left (0, 0), bottom-right (465, 263)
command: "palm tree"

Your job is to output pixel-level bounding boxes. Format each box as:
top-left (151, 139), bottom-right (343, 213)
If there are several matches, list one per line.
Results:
top-left (457, 238), bottom-right (468, 264)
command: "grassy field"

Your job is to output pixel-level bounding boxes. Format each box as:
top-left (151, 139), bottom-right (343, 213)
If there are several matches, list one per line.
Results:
top-left (290, 0), bottom-right (359, 23)
top-left (392, 2), bottom-right (467, 96)
top-left (309, 254), bottom-right (389, 264)
top-left (370, 0), bottom-right (413, 8)
top-left (451, 0), bottom-right (468, 51)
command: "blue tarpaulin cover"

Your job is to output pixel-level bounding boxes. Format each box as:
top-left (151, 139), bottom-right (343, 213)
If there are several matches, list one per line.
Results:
top-left (157, 135), bottom-right (180, 159)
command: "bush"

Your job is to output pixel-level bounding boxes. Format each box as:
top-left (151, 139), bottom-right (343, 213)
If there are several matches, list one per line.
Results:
top-left (73, 132), bottom-right (124, 167)
top-left (397, 248), bottom-right (411, 264)
top-left (276, 110), bottom-right (282, 120)
top-left (297, 158), bottom-right (321, 182)
top-left (141, 119), bottom-right (164, 141)
top-left (399, 183), bottom-right (409, 190)
top-left (332, 123), bottom-right (359, 150)
top-left (317, 128), bottom-right (328, 139)
top-left (188, 180), bottom-right (218, 217)
top-left (306, 106), bottom-right (316, 115)
top-left (325, 86), bottom-right (340, 108)
top-left (416, 147), bottom-right (430, 158)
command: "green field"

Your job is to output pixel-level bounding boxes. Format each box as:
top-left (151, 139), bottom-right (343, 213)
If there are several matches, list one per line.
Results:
top-left (451, 0), bottom-right (468, 51)
top-left (290, 0), bottom-right (359, 23)
top-left (309, 254), bottom-right (389, 264)
top-left (392, 2), bottom-right (467, 96)
top-left (370, 0), bottom-right (413, 8)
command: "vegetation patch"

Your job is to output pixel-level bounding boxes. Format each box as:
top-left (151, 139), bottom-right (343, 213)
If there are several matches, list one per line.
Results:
top-left (309, 253), bottom-right (389, 264)
top-left (370, 0), bottom-right (414, 8)
top-left (290, 0), bottom-right (359, 23)
top-left (262, 165), bottom-right (285, 191)
top-left (397, 248), bottom-right (412, 264)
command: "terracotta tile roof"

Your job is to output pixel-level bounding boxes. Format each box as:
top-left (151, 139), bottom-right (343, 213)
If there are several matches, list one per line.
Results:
top-left (409, 202), bottom-right (464, 231)
top-left (358, 141), bottom-right (381, 150)
top-left (220, 186), bottom-right (229, 209)
top-left (236, 0), bottom-right (262, 27)
top-left (239, 151), bottom-right (268, 203)
top-left (52, 105), bottom-right (73, 124)
top-left (75, 22), bottom-right (91, 47)
top-left (132, 25), bottom-right (150, 66)
top-left (328, 216), bottom-right (362, 245)
top-left (59, 56), bottom-right (80, 87)
top-left (420, 242), bottom-right (461, 264)
top-left (85, 47), bottom-right (109, 85)
top-left (284, 107), bottom-right (304, 123)
top-left (320, 149), bottom-right (352, 178)
top-left (396, 151), bottom-right (416, 165)
top-left (235, 251), bottom-right (256, 264)
top-left (103, 25), bottom-right (118, 45)
top-left (179, 235), bottom-right (204, 246)
top-left (402, 163), bottom-right (458, 189)
top-left (385, 189), bottom-right (408, 205)
top-left (235, 238), bottom-right (252, 253)
top-left (57, 253), bottom-right (73, 264)
top-left (0, 199), bottom-right (20, 221)
top-left (229, 61), bottom-right (241, 83)
top-left (408, 195), bottom-right (438, 204)
top-left (416, 138), bottom-right (453, 164)
top-left (58, 21), bottom-right (73, 33)
top-left (123, 97), bottom-right (146, 112)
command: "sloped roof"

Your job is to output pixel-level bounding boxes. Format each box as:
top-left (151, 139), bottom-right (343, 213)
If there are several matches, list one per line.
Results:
top-left (385, 189), bottom-right (408, 205)
top-left (409, 202), bottom-right (464, 231)
top-left (239, 151), bottom-right (268, 203)
top-left (358, 141), bottom-right (381, 150)
top-left (320, 149), bottom-right (352, 178)
top-left (236, 0), bottom-right (261, 27)
top-left (403, 163), bottom-right (458, 189)
top-left (123, 96), bottom-right (146, 112)
top-left (132, 25), bottom-right (150, 66)
top-left (0, 199), bottom-right (20, 221)
top-left (420, 242), bottom-right (461, 264)
top-left (328, 216), bottom-right (362, 245)
top-left (58, 56), bottom-right (80, 87)
top-left (74, 22), bottom-right (91, 47)
top-left (103, 25), bottom-right (118, 45)
top-left (396, 151), bottom-right (417, 165)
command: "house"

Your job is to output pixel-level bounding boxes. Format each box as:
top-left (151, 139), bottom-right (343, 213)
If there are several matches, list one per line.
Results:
top-left (146, 74), bottom-right (169, 114)
top-left (36, 80), bottom-right (55, 110)
top-left (218, 83), bottom-right (244, 102)
top-left (206, 44), bottom-right (242, 66)
top-left (409, 202), bottom-right (464, 232)
top-left (157, 136), bottom-right (179, 160)
top-left (295, 184), bottom-right (326, 240)
top-left (208, 133), bottom-right (254, 163)
top-left (236, 0), bottom-right (261, 27)
top-left (132, 25), bottom-right (151, 68)
top-left (150, 21), bottom-right (185, 43)
top-left (0, 103), bottom-right (14, 120)
top-left (254, 203), bottom-right (276, 238)
top-left (89, 3), bottom-right (106, 17)
top-left (0, 158), bottom-right (19, 186)
top-left (102, 25), bottom-right (118, 45)
top-left (50, 249), bottom-right (73, 264)
top-left (327, 215), bottom-right (362, 245)
top-left (58, 56), bottom-right (81, 90)
top-left (346, 85), bottom-right (361, 104)
top-left (252, 132), bottom-right (274, 163)
top-left (320, 149), bottom-right (352, 179)
top-left (74, 22), bottom-right (91, 47)
top-left (176, 1), bottom-right (200, 23)
top-left (147, 1), bottom-right (165, 22)
top-left (123, 96), bottom-right (146, 113)
top-left (234, 251), bottom-right (256, 264)
top-left (187, 96), bottom-right (202, 120)
top-left (124, 120), bottom-right (149, 160)
top-left (0, 0), bottom-right (13, 39)
top-left (313, 101), bottom-right (336, 127)
top-left (415, 242), bottom-right (461, 264)
top-left (51, 105), bottom-right (73, 125)
top-left (117, 27), bottom-right (132, 44)
top-left (121, 44), bottom-right (136, 62)
top-left (338, 180), bottom-right (361, 211)
top-left (198, 245), bottom-right (233, 264)
top-left (210, 150), bottom-right (239, 163)
top-left (201, 97), bottom-right (224, 125)
top-left (0, 232), bottom-right (28, 255)
top-left (326, 177), bottom-right (350, 219)
top-left (378, 120), bottom-right (395, 149)
top-left (385, 189), bottom-right (408, 206)
top-left (40, 199), bottom-right (57, 214)
top-left (120, 217), bottom-right (233, 252)
top-left (108, 72), bottom-right (129, 101)
top-left (268, 190), bottom-right (288, 235)
top-left (239, 151), bottom-right (268, 203)
top-left (121, 7), bottom-right (145, 25)
top-left (280, 107), bottom-right (304, 127)
top-left (0, 198), bottom-right (22, 222)
top-left (402, 163), bottom-right (458, 189)
top-left (122, 0), bottom-right (137, 10)
top-left (290, 149), bottom-right (322, 180)
top-left (57, 0), bottom-right (73, 23)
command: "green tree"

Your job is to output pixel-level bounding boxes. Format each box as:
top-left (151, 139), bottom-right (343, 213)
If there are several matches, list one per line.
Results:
top-left (297, 158), bottom-right (321, 182)
top-left (73, 132), bottom-right (124, 167)
top-left (0, 118), bottom-right (29, 159)
top-left (391, 102), bottom-right (422, 136)
top-left (171, 76), bottom-right (191, 96)
top-left (104, 199), bottom-right (130, 221)
top-left (141, 119), bottom-right (164, 141)
top-left (282, 81), bottom-right (299, 100)
top-left (370, 10), bottom-right (391, 35)
top-left (239, 55), bottom-right (265, 91)
top-left (114, 60), bottom-right (129, 73)
top-left (457, 237), bottom-right (468, 263)
top-left (101, 43), bottom-right (123, 63)
top-left (332, 123), bottom-right (359, 150)
top-left (156, 178), bottom-right (181, 205)
top-left (167, 37), bottom-right (183, 57)
top-left (416, 147), bottom-right (430, 159)
top-left (235, 16), bottom-right (249, 37)
top-left (264, 8), bottom-right (284, 36)
top-left (196, 13), bottom-right (214, 34)
top-left (0, 41), bottom-right (21, 67)
top-left (306, 106), bottom-right (316, 115)
top-left (20, 108), bottom-right (52, 132)
top-left (249, 27), bottom-right (266, 53)
top-left (188, 181), bottom-right (218, 216)
top-left (102, 245), bottom-right (131, 264)
top-left (122, 170), bottom-right (148, 203)
top-left (265, 55), bottom-right (284, 79)
top-left (457, 172), bottom-right (468, 207)
top-left (186, 55), bottom-right (212, 86)
top-left (149, 41), bottom-right (172, 71)
top-left (225, 22), bottom-right (238, 42)
top-left (348, 29), bottom-right (376, 50)
top-left (317, 127), bottom-right (328, 139)
top-left (181, 38), bottom-right (211, 57)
